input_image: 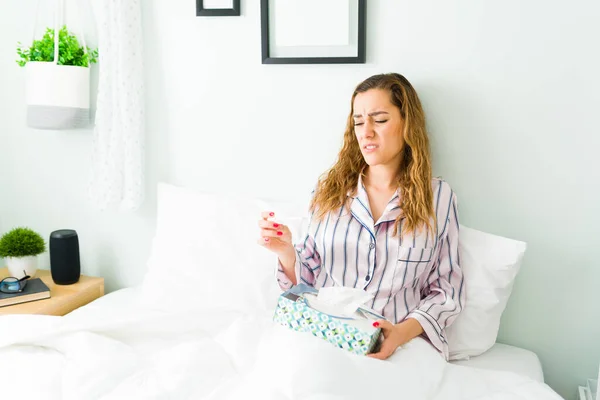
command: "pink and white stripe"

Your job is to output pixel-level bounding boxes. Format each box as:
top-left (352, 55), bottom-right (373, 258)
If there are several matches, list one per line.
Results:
top-left (276, 177), bottom-right (465, 360)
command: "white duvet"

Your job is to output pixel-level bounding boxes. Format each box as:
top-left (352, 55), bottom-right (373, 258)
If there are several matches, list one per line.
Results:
top-left (0, 289), bottom-right (562, 400)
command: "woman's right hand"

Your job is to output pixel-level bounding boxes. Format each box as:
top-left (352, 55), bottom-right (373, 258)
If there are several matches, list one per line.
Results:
top-left (257, 211), bottom-right (295, 260)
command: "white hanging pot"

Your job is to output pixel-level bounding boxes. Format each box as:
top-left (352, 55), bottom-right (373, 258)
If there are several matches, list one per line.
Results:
top-left (26, 62), bottom-right (90, 129)
top-left (25, 0), bottom-right (91, 130)
top-left (6, 256), bottom-right (38, 279)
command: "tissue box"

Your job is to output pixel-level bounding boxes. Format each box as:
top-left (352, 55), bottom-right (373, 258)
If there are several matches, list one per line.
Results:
top-left (272, 284), bottom-right (382, 355)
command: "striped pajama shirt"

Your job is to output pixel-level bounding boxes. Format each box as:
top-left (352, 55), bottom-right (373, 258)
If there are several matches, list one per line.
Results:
top-left (276, 177), bottom-right (465, 360)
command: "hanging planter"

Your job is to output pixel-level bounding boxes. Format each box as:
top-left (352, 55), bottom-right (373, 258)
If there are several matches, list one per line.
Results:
top-left (17, 16), bottom-right (98, 130)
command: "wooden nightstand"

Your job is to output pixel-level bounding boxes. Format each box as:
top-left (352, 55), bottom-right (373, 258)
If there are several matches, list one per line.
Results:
top-left (0, 268), bottom-right (104, 316)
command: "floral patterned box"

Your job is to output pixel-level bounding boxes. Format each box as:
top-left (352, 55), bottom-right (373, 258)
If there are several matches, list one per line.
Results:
top-left (272, 284), bottom-right (383, 356)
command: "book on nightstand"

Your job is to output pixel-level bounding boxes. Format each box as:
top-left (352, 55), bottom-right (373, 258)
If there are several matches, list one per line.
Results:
top-left (0, 278), bottom-right (51, 307)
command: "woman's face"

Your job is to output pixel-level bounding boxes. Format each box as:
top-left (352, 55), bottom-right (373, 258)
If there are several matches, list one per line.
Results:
top-left (353, 88), bottom-right (405, 169)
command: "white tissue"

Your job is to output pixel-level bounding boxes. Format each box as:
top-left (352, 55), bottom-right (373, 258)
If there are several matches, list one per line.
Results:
top-left (305, 287), bottom-right (374, 318)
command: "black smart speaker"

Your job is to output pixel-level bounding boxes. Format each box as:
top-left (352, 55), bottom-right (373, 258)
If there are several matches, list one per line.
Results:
top-left (49, 229), bottom-right (81, 285)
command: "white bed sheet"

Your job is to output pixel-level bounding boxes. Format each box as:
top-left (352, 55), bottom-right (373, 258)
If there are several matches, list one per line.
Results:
top-left (80, 286), bottom-right (140, 308)
top-left (451, 343), bottom-right (544, 383)
top-left (94, 288), bottom-right (545, 383)
top-left (0, 286), bottom-right (561, 400)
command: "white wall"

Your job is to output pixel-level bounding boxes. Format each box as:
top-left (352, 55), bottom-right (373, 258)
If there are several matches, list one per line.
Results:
top-left (0, 1), bottom-right (598, 399)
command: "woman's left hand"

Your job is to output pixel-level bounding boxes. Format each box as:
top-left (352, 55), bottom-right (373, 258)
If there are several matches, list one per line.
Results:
top-left (367, 318), bottom-right (424, 360)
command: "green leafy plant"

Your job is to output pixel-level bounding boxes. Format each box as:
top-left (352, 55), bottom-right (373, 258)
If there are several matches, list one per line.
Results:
top-left (16, 25), bottom-right (98, 67)
top-left (0, 227), bottom-right (46, 258)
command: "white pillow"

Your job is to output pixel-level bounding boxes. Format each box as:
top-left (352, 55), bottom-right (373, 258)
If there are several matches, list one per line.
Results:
top-left (139, 183), bottom-right (309, 313)
top-left (446, 225), bottom-right (527, 360)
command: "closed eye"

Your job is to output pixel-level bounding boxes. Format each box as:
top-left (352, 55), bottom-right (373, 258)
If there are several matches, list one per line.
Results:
top-left (354, 120), bottom-right (387, 126)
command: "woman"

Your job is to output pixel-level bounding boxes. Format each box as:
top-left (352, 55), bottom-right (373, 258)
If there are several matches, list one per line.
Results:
top-left (258, 73), bottom-right (464, 361)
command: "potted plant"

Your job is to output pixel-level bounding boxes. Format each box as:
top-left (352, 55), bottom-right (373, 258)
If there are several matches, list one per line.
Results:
top-left (0, 227), bottom-right (47, 279)
top-left (16, 25), bottom-right (99, 130)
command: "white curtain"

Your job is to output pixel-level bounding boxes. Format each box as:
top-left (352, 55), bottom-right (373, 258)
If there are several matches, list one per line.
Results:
top-left (89, 0), bottom-right (144, 211)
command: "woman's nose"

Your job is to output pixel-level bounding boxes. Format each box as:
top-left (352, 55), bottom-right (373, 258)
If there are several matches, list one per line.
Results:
top-left (362, 121), bottom-right (375, 138)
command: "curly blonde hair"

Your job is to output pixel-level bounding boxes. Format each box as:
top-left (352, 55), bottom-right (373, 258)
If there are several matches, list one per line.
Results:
top-left (310, 73), bottom-right (434, 237)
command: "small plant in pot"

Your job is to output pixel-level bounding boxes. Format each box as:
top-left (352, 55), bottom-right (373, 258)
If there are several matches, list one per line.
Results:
top-left (0, 227), bottom-right (46, 279)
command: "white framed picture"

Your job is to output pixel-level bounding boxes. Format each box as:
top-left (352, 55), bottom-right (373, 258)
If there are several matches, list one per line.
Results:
top-left (260, 0), bottom-right (366, 64)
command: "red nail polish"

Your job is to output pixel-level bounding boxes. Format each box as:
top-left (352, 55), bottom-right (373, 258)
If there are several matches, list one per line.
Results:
top-left (273, 223), bottom-right (279, 228)
top-left (269, 212), bottom-right (274, 216)
top-left (373, 322), bottom-right (380, 328)
top-left (277, 231), bottom-right (283, 236)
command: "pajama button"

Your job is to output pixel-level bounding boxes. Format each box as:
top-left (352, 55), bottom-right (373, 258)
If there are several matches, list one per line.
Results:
top-left (369, 243), bottom-right (375, 249)
top-left (365, 275), bottom-right (371, 281)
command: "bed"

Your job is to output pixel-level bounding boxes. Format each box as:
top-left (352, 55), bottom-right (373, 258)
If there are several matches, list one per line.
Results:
top-left (87, 288), bottom-right (547, 386)
top-left (90, 288), bottom-right (544, 382)
top-left (0, 183), bottom-right (562, 399)
top-left (0, 285), bottom-right (557, 400)
top-left (87, 287), bottom-right (547, 385)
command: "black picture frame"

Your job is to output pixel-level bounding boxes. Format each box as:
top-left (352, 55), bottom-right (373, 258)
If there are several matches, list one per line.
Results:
top-left (196, 0), bottom-right (240, 17)
top-left (260, 0), bottom-right (366, 64)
